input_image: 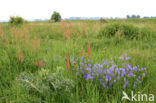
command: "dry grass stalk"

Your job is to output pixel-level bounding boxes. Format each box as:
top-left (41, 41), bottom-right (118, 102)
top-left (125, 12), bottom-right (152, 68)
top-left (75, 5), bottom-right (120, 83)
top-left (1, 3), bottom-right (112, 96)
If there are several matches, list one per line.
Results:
top-left (65, 54), bottom-right (70, 70)
top-left (32, 36), bottom-right (40, 50)
top-left (16, 48), bottom-right (24, 63)
top-left (33, 61), bottom-right (46, 67)
top-left (62, 21), bottom-right (73, 40)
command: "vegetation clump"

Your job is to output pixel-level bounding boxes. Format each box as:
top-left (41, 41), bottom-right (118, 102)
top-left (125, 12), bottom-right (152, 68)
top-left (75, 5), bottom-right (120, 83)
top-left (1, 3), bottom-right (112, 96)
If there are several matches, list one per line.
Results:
top-left (9, 16), bottom-right (25, 25)
top-left (98, 23), bottom-right (140, 39)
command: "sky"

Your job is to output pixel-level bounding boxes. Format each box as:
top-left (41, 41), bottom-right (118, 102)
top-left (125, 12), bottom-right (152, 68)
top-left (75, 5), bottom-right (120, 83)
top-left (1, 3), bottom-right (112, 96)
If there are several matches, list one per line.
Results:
top-left (0, 0), bottom-right (156, 21)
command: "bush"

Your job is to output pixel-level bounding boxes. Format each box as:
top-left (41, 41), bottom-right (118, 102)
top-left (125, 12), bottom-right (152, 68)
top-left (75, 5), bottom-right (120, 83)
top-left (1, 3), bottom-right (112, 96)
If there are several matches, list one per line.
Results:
top-left (9, 16), bottom-right (24, 25)
top-left (98, 23), bottom-right (140, 39)
top-left (51, 11), bottom-right (61, 22)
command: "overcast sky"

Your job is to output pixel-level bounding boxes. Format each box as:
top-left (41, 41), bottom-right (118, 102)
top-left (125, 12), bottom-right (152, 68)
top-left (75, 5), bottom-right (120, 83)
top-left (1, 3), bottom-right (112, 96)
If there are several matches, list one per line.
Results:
top-left (0, 0), bottom-right (156, 21)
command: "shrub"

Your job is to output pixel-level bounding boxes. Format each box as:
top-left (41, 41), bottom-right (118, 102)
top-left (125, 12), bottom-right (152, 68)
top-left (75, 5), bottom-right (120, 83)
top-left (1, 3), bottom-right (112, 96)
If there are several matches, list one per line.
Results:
top-left (51, 11), bottom-right (61, 22)
top-left (98, 23), bottom-right (140, 39)
top-left (9, 16), bottom-right (24, 25)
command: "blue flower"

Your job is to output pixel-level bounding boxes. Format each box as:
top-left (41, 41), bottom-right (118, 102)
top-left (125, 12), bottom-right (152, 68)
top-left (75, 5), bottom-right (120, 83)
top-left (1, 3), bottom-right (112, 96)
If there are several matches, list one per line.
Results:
top-left (143, 73), bottom-right (145, 77)
top-left (81, 56), bottom-right (84, 59)
top-left (123, 84), bottom-right (126, 88)
top-left (73, 61), bottom-right (76, 64)
top-left (86, 74), bottom-right (93, 80)
top-left (125, 81), bottom-right (128, 84)
top-left (76, 72), bottom-right (79, 75)
top-left (136, 78), bottom-right (141, 83)
top-left (124, 77), bottom-right (126, 81)
top-left (105, 76), bottom-right (108, 81)
top-left (133, 84), bottom-right (136, 88)
top-left (126, 56), bottom-right (130, 60)
top-left (84, 75), bottom-right (87, 79)
top-left (81, 69), bottom-right (85, 74)
top-left (102, 82), bottom-right (106, 87)
top-left (76, 58), bottom-right (79, 61)
top-left (119, 55), bottom-right (124, 60)
top-left (113, 80), bottom-right (116, 83)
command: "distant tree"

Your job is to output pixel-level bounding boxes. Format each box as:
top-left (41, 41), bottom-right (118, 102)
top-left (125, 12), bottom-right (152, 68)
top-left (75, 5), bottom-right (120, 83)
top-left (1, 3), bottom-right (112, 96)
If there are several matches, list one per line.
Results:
top-left (136, 15), bottom-right (140, 18)
top-left (9, 16), bottom-right (24, 25)
top-left (51, 11), bottom-right (61, 22)
top-left (126, 15), bottom-right (130, 19)
top-left (131, 15), bottom-right (136, 19)
top-left (127, 15), bottom-right (141, 19)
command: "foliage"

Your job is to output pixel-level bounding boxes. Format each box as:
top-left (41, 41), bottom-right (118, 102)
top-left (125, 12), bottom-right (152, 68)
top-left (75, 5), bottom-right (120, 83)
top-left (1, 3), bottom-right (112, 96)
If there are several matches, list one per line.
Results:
top-left (98, 23), bottom-right (140, 39)
top-left (17, 67), bottom-right (74, 102)
top-left (51, 11), bottom-right (61, 22)
top-left (9, 16), bottom-right (24, 25)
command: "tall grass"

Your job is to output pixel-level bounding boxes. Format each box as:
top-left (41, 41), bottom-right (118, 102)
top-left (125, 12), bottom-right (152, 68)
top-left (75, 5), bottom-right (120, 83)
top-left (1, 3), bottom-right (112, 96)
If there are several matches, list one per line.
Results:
top-left (0, 19), bottom-right (156, 103)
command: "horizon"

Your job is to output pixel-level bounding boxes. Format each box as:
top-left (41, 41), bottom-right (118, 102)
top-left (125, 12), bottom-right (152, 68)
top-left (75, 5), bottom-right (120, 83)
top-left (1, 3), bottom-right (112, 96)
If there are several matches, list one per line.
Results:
top-left (1, 16), bottom-right (156, 22)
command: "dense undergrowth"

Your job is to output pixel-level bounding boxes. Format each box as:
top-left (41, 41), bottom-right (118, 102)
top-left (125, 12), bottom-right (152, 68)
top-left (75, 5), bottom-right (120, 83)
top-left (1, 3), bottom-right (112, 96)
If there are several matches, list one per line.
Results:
top-left (0, 19), bottom-right (156, 103)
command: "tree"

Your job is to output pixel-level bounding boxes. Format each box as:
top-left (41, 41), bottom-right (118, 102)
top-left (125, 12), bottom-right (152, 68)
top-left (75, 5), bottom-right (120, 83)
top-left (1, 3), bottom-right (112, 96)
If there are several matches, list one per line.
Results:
top-left (51, 11), bottom-right (61, 22)
top-left (9, 16), bottom-right (24, 25)
top-left (136, 15), bottom-right (140, 18)
top-left (126, 15), bottom-right (130, 19)
top-left (131, 15), bottom-right (136, 19)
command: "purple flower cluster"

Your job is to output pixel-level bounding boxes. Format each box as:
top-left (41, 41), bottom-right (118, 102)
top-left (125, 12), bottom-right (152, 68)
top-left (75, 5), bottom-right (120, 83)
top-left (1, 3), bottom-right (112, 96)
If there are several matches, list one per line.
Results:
top-left (72, 55), bottom-right (147, 89)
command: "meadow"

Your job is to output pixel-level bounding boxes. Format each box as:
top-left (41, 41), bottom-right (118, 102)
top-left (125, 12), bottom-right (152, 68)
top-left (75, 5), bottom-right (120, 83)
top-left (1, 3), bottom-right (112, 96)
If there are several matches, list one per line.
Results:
top-left (0, 18), bottom-right (156, 103)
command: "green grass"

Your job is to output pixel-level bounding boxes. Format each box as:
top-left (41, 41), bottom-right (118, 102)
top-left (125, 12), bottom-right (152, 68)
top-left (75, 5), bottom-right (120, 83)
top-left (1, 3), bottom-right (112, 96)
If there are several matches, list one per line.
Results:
top-left (0, 19), bottom-right (156, 103)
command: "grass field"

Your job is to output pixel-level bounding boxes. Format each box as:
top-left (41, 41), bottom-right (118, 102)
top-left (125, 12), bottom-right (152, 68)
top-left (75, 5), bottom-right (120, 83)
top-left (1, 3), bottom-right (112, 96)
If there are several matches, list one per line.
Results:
top-left (0, 19), bottom-right (156, 103)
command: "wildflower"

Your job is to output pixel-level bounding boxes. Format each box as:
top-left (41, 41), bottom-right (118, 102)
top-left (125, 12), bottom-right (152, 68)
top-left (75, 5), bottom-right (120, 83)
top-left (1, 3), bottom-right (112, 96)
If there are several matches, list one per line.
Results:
top-left (126, 56), bottom-right (130, 60)
top-left (71, 55), bottom-right (147, 90)
top-left (86, 67), bottom-right (91, 71)
top-left (86, 74), bottom-right (93, 80)
top-left (88, 64), bottom-right (92, 68)
top-left (125, 81), bottom-right (129, 84)
top-left (127, 72), bottom-right (133, 77)
top-left (123, 84), bottom-right (126, 88)
top-left (81, 56), bottom-right (84, 59)
top-left (136, 78), bottom-right (141, 83)
top-left (84, 75), bottom-right (87, 79)
top-left (76, 58), bottom-right (79, 61)
top-left (143, 73), bottom-right (145, 77)
top-left (117, 76), bottom-right (120, 80)
top-left (113, 80), bottom-right (116, 83)
top-left (133, 84), bottom-right (136, 88)
top-left (124, 77), bottom-right (126, 81)
top-left (119, 55), bottom-right (124, 60)
top-left (73, 61), bottom-right (76, 64)
top-left (105, 76), bottom-right (108, 81)
top-left (102, 82), bottom-right (106, 87)
top-left (81, 69), bottom-right (85, 74)
top-left (76, 72), bottom-right (79, 76)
